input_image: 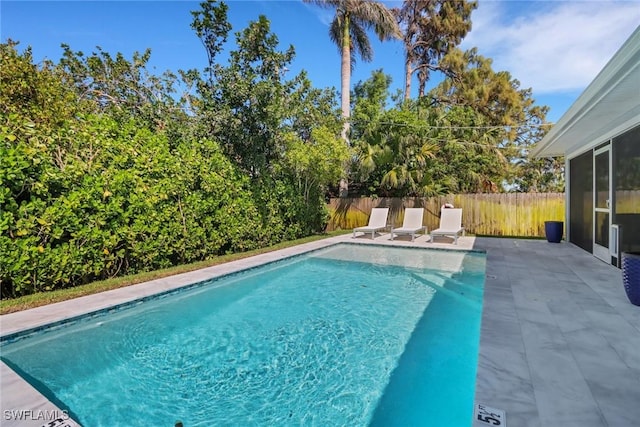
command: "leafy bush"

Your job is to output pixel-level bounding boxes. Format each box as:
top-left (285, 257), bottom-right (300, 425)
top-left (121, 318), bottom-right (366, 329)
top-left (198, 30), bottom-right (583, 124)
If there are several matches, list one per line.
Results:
top-left (0, 109), bottom-right (269, 297)
top-left (1, 37), bottom-right (340, 299)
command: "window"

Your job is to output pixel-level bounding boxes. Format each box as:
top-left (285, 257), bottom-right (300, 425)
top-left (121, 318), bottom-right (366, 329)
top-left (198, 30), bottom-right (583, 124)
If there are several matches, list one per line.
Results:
top-left (569, 150), bottom-right (593, 252)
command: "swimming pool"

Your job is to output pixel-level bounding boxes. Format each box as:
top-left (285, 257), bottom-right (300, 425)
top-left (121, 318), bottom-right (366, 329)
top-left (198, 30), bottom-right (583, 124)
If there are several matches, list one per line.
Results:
top-left (1, 243), bottom-right (485, 426)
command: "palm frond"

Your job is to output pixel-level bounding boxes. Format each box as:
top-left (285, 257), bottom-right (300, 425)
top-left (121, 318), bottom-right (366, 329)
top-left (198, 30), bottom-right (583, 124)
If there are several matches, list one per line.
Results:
top-left (381, 168), bottom-right (398, 188)
top-left (302, 0), bottom-right (343, 10)
top-left (350, 22), bottom-right (373, 63)
top-left (352, 1), bottom-right (402, 40)
top-left (329, 18), bottom-right (343, 54)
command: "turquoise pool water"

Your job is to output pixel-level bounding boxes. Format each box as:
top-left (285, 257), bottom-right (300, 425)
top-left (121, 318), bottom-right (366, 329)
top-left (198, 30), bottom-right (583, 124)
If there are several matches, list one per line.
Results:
top-left (1, 244), bottom-right (485, 426)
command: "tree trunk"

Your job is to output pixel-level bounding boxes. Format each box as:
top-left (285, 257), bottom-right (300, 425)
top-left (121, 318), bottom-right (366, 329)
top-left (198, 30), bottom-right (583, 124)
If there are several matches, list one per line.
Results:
top-left (341, 15), bottom-right (351, 142)
top-left (404, 53), bottom-right (412, 101)
top-left (417, 65), bottom-right (431, 98)
top-left (418, 84), bottom-right (425, 97)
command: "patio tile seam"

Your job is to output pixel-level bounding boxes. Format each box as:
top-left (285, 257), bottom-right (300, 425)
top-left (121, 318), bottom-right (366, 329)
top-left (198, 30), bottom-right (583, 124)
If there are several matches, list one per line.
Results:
top-left (552, 319), bottom-right (614, 426)
top-left (482, 245), bottom-right (541, 417)
top-left (547, 266), bottom-right (618, 426)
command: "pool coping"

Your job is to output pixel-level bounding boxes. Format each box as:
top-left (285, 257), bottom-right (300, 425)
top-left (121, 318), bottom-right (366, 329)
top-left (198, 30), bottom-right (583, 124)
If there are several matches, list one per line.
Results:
top-left (0, 235), bottom-right (478, 339)
top-left (0, 234), bottom-right (479, 426)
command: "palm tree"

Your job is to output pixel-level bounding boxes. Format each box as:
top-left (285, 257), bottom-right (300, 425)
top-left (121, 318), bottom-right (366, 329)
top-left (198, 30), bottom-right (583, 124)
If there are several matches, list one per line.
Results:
top-left (304, 0), bottom-right (400, 140)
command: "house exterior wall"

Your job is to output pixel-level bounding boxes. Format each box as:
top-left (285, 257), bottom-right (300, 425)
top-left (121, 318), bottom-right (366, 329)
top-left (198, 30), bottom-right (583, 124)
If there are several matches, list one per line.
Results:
top-left (567, 123), bottom-right (640, 265)
top-left (612, 125), bottom-right (640, 255)
top-left (534, 27), bottom-right (639, 266)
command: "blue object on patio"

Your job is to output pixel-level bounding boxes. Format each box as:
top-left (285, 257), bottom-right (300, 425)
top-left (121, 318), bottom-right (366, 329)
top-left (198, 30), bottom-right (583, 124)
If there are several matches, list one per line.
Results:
top-left (544, 221), bottom-right (563, 243)
top-left (622, 252), bottom-right (640, 306)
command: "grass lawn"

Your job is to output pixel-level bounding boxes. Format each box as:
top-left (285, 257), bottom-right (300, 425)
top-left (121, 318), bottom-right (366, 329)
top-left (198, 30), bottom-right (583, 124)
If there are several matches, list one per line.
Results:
top-left (1, 231), bottom-right (350, 315)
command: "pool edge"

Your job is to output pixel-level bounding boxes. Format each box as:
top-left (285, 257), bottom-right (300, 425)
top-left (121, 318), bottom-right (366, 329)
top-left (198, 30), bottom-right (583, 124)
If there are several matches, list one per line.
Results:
top-left (0, 234), bottom-right (480, 426)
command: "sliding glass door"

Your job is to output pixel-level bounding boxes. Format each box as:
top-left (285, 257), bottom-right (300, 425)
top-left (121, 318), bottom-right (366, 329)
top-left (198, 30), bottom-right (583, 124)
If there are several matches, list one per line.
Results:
top-left (593, 145), bottom-right (611, 262)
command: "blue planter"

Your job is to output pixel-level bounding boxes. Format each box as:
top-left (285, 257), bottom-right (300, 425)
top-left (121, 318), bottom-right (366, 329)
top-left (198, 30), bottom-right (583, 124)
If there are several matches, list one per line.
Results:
top-left (622, 252), bottom-right (640, 306)
top-left (544, 221), bottom-right (563, 243)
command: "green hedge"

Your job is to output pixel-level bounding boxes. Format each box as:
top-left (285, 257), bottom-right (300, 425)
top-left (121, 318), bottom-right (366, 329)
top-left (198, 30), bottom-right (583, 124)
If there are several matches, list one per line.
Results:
top-left (0, 42), bottom-right (334, 299)
top-left (0, 114), bottom-right (318, 298)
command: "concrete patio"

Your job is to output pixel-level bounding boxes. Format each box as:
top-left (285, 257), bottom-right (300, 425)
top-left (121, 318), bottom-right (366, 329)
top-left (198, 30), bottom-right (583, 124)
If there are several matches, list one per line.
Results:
top-left (472, 237), bottom-right (640, 427)
top-left (1, 234), bottom-right (638, 426)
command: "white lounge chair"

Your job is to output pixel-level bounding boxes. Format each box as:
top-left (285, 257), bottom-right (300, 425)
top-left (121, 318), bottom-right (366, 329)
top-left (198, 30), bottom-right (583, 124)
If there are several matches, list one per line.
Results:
top-left (430, 208), bottom-right (465, 244)
top-left (352, 207), bottom-right (389, 239)
top-left (390, 208), bottom-right (426, 242)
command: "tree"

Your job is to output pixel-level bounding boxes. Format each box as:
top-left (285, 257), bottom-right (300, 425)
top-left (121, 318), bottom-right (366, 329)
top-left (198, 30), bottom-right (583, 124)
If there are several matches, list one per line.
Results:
top-left (350, 71), bottom-right (441, 196)
top-left (428, 48), bottom-right (564, 191)
top-left (350, 68), bottom-right (391, 141)
top-left (188, 10), bottom-right (297, 177)
top-left (349, 70), bottom-right (519, 196)
top-left (187, 3), bottom-right (347, 234)
top-left (509, 102), bottom-right (564, 192)
top-left (57, 44), bottom-right (184, 134)
top-left (283, 126), bottom-right (350, 203)
top-left (353, 104), bottom-right (507, 195)
top-left (1, 8), bottom-right (356, 298)
top-left (1, 40), bottom-right (84, 126)
top-left (423, 103), bottom-right (509, 193)
top-left (190, 0), bottom-right (232, 84)
top-left (1, 41), bottom-right (275, 297)
top-left (303, 0), bottom-right (400, 140)
top-left (395, 0), bottom-right (476, 100)
top-left (428, 48), bottom-right (524, 128)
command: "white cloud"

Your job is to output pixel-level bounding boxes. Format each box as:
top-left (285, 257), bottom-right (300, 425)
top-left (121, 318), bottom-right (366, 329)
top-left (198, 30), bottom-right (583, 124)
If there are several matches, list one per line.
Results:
top-left (462, 1), bottom-right (640, 94)
top-left (301, 1), bottom-right (335, 27)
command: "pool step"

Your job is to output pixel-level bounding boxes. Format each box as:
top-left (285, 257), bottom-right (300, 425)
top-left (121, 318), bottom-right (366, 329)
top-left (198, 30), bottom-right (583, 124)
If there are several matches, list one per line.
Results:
top-left (409, 271), bottom-right (483, 303)
top-left (408, 272), bottom-right (481, 307)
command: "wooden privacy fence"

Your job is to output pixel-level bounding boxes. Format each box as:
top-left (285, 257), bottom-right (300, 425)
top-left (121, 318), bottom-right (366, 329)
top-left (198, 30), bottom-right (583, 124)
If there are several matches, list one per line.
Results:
top-left (327, 193), bottom-right (565, 237)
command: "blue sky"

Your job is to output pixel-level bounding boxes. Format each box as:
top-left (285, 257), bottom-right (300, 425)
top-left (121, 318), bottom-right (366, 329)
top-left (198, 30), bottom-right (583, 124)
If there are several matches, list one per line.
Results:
top-left (1, 1), bottom-right (639, 122)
